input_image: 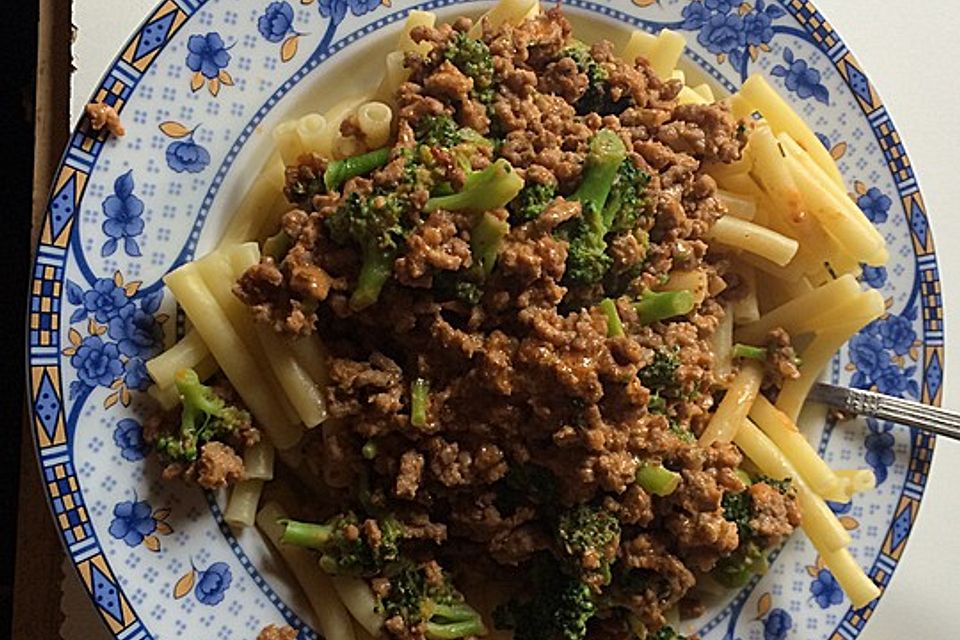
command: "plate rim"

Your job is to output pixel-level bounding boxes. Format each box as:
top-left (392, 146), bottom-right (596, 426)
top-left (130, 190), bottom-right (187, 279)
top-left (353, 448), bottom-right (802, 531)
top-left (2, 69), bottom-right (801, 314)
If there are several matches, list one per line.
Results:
top-left (25, 1), bottom-right (943, 638)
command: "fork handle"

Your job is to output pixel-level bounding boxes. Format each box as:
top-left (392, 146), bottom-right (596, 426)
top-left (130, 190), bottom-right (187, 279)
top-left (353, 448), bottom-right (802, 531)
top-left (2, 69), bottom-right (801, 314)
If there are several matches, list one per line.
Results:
top-left (809, 382), bottom-right (960, 441)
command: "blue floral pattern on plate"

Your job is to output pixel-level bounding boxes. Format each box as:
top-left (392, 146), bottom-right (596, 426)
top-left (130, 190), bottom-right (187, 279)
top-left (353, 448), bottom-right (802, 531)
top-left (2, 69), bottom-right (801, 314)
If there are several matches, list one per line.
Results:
top-left (27, 1), bottom-right (943, 639)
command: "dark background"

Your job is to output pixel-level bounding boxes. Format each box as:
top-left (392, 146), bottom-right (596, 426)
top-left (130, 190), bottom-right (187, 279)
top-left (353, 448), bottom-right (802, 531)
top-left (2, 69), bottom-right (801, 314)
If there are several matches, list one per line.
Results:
top-left (1, 0), bottom-right (41, 636)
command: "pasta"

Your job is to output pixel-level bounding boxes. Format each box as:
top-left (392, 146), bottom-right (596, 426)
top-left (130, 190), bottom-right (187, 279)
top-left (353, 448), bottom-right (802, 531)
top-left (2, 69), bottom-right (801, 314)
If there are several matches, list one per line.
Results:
top-left (142, 4), bottom-right (895, 633)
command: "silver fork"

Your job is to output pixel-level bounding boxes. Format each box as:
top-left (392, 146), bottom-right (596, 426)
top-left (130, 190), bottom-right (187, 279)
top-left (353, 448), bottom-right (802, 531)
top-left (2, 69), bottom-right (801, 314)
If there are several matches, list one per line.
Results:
top-left (809, 382), bottom-right (960, 440)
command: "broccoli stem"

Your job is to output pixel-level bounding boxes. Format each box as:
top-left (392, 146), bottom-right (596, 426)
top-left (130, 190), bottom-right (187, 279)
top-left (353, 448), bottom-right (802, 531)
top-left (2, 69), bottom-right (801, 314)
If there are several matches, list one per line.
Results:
top-left (634, 290), bottom-right (695, 325)
top-left (732, 343), bottom-right (768, 361)
top-left (279, 519), bottom-right (332, 549)
top-left (410, 378), bottom-right (430, 428)
top-left (361, 439), bottom-right (379, 460)
top-left (635, 463), bottom-right (681, 497)
top-left (598, 298), bottom-right (624, 337)
top-left (424, 159), bottom-right (524, 213)
top-left (571, 129), bottom-right (627, 214)
top-left (470, 212), bottom-right (510, 278)
top-left (262, 230), bottom-right (292, 261)
top-left (350, 243), bottom-right (395, 311)
top-left (425, 618), bottom-right (488, 640)
top-left (324, 146), bottom-right (392, 192)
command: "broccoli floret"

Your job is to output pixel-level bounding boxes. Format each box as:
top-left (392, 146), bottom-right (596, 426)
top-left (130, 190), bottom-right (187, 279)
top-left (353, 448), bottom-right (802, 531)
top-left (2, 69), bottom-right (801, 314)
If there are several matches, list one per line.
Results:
top-left (494, 557), bottom-right (597, 640)
top-left (602, 160), bottom-right (651, 234)
top-left (638, 346), bottom-right (680, 397)
top-left (562, 44), bottom-right (628, 116)
top-left (560, 129), bottom-right (628, 288)
top-left (649, 626), bottom-right (689, 640)
top-left (509, 182), bottom-right (557, 224)
top-left (325, 190), bottom-right (410, 310)
top-left (379, 562), bottom-right (486, 640)
top-left (434, 273), bottom-right (484, 305)
top-left (424, 158), bottom-right (524, 213)
top-left (416, 114), bottom-right (464, 149)
top-left (155, 369), bottom-right (251, 463)
top-left (556, 505), bottom-right (621, 591)
top-left (445, 32), bottom-right (495, 105)
top-left (280, 512), bottom-right (403, 576)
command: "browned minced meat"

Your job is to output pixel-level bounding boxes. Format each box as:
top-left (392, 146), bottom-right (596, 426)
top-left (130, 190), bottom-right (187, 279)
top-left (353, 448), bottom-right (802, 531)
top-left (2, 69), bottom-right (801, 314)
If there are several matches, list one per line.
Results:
top-left (763, 327), bottom-right (801, 388)
top-left (86, 102), bottom-right (125, 137)
top-left (257, 624), bottom-right (297, 640)
top-left (226, 7), bottom-right (801, 637)
top-left (748, 481), bottom-right (803, 547)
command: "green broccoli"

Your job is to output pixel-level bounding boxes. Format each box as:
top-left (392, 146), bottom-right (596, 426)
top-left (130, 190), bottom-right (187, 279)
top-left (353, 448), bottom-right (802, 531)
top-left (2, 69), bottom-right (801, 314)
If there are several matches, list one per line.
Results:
top-left (560, 129), bottom-right (628, 287)
top-left (324, 146), bottom-right (392, 192)
top-left (154, 369), bottom-right (251, 463)
top-left (638, 346), bottom-right (681, 397)
top-left (556, 505), bottom-right (621, 591)
top-left (280, 511), bottom-right (403, 576)
top-left (379, 561), bottom-right (487, 640)
top-left (493, 557), bottom-right (597, 640)
top-left (732, 343), bottom-right (768, 361)
top-left (416, 114), bottom-right (464, 149)
top-left (648, 627), bottom-right (689, 640)
top-left (509, 182), bottom-right (557, 224)
top-left (469, 212), bottom-right (510, 277)
top-left (410, 377), bottom-right (430, 428)
top-left (563, 44), bottom-right (629, 116)
top-left (424, 158), bottom-right (524, 213)
top-left (635, 462), bottom-right (681, 497)
top-left (602, 160), bottom-right (651, 234)
top-left (598, 298), bottom-right (625, 338)
top-left (325, 190), bottom-right (409, 310)
top-left (434, 273), bottom-right (484, 305)
top-left (634, 290), bottom-right (695, 325)
top-left (444, 32), bottom-right (495, 105)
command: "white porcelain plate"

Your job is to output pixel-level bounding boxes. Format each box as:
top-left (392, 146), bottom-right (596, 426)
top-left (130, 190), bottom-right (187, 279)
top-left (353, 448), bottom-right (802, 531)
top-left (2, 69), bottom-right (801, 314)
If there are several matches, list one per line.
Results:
top-left (27, 1), bottom-right (943, 638)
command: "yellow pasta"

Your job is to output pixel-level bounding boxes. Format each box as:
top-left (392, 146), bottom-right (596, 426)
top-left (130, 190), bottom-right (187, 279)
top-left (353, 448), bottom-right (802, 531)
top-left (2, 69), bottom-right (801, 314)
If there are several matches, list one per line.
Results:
top-left (257, 502), bottom-right (356, 640)
top-left (718, 189), bottom-right (757, 220)
top-left (692, 82), bottom-right (715, 102)
top-left (707, 215), bottom-right (800, 266)
top-left (749, 395), bottom-right (844, 498)
top-left (224, 479), bottom-right (264, 528)
top-left (810, 540), bottom-right (881, 609)
top-left (621, 29), bottom-right (656, 64)
top-left (469, 0), bottom-right (539, 37)
top-left (711, 304), bottom-right (734, 381)
top-left (660, 269), bottom-right (708, 304)
top-left (397, 10), bottom-right (436, 55)
top-left (296, 113), bottom-right (329, 155)
top-left (678, 86), bottom-right (709, 106)
top-left (146, 328), bottom-right (211, 390)
top-left (734, 420), bottom-right (851, 552)
top-left (649, 29), bottom-right (687, 78)
top-left (148, 352), bottom-right (219, 410)
top-left (731, 265), bottom-right (760, 325)
top-left (273, 120), bottom-right (305, 166)
top-left (356, 101), bottom-right (393, 149)
top-left (376, 51), bottom-right (411, 104)
top-left (836, 469), bottom-right (877, 498)
top-left (699, 361), bottom-right (763, 446)
top-left (164, 264), bottom-right (299, 445)
top-left (219, 151), bottom-right (287, 245)
top-left (738, 74), bottom-right (844, 187)
top-left (288, 332), bottom-right (331, 387)
top-left (243, 440), bottom-right (276, 481)
top-left (330, 576), bottom-right (385, 638)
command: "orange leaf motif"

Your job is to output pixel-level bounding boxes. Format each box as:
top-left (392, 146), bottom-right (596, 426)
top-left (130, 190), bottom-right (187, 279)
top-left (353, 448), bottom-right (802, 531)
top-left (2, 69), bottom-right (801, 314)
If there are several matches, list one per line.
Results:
top-left (631, 0), bottom-right (658, 6)
top-left (173, 570), bottom-right (195, 599)
top-left (153, 507), bottom-right (171, 521)
top-left (120, 385), bottom-right (131, 407)
top-left (209, 78), bottom-right (221, 97)
top-left (191, 72), bottom-right (204, 93)
top-left (143, 535), bottom-right (161, 552)
top-left (113, 271), bottom-right (124, 287)
top-left (840, 516), bottom-right (859, 530)
top-left (300, 0), bottom-right (314, 4)
top-left (806, 565), bottom-right (819, 577)
top-left (155, 521), bottom-right (174, 536)
top-left (104, 392), bottom-right (119, 410)
top-left (62, 346), bottom-right (77, 357)
top-left (158, 121), bottom-right (192, 139)
top-left (831, 142), bottom-right (847, 160)
top-left (281, 35), bottom-right (299, 62)
top-left (68, 328), bottom-right (82, 346)
top-left (854, 180), bottom-right (867, 196)
top-left (123, 280), bottom-right (141, 297)
top-left (219, 70), bottom-right (235, 86)
top-left (756, 592), bottom-right (772, 620)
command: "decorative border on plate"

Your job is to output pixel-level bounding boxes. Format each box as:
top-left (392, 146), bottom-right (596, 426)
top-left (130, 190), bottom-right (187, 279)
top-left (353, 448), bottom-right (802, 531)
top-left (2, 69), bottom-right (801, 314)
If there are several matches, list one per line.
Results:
top-left (24, 1), bottom-right (944, 639)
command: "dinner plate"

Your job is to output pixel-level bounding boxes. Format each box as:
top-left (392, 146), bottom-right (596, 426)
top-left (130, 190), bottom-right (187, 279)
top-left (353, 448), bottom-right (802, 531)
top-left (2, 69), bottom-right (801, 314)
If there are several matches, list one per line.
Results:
top-left (27, 1), bottom-right (943, 638)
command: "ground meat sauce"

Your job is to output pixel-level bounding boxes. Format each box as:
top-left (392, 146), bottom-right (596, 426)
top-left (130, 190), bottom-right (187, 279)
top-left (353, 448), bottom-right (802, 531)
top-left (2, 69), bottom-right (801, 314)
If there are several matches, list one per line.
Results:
top-left (231, 9), bottom-right (800, 639)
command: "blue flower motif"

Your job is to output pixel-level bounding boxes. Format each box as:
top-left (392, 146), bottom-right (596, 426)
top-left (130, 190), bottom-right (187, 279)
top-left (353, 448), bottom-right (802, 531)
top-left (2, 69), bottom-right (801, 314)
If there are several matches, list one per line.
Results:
top-left (186, 32), bottom-right (231, 80)
top-left (108, 304), bottom-right (162, 359)
top-left (879, 314), bottom-right (916, 356)
top-left (72, 335), bottom-right (124, 388)
top-left (704, 0), bottom-right (733, 12)
top-left (81, 278), bottom-right (131, 323)
top-left (114, 418), bottom-right (147, 462)
top-left (101, 171), bottom-right (144, 258)
top-left (865, 419), bottom-right (895, 484)
top-left (810, 568), bottom-right (844, 608)
top-left (827, 499), bottom-right (853, 515)
top-left (195, 562), bottom-right (232, 605)
top-left (698, 13), bottom-right (746, 55)
top-left (857, 186), bottom-right (892, 223)
top-left (259, 1), bottom-right (295, 43)
top-left (874, 365), bottom-right (909, 396)
top-left (166, 139), bottom-right (211, 174)
top-left (108, 499), bottom-right (157, 547)
top-left (123, 357), bottom-right (152, 391)
top-left (861, 264), bottom-right (887, 289)
top-left (848, 332), bottom-right (888, 386)
top-left (680, 2), bottom-right (711, 29)
top-left (743, 7), bottom-right (774, 47)
top-left (763, 608), bottom-right (793, 640)
top-left (318, 0), bottom-right (380, 25)
top-left (771, 47), bottom-right (829, 104)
